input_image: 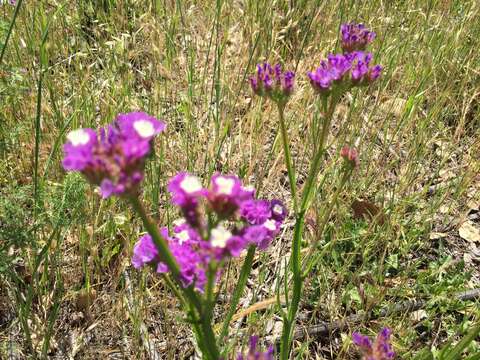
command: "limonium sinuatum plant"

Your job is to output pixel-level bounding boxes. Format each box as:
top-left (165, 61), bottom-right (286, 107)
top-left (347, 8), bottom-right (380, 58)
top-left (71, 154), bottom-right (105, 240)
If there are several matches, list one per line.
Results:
top-left (132, 172), bottom-right (286, 292)
top-left (353, 328), bottom-right (396, 359)
top-left (237, 336), bottom-right (274, 360)
top-left (249, 22), bottom-right (382, 360)
top-left (249, 63), bottom-right (295, 105)
top-left (62, 111), bottom-right (286, 359)
top-left (62, 111), bottom-right (165, 198)
top-left (341, 22), bottom-right (376, 53)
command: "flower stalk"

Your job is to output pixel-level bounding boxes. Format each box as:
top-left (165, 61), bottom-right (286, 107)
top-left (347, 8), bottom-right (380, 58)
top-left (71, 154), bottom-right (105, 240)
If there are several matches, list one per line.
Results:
top-left (128, 196), bottom-right (221, 359)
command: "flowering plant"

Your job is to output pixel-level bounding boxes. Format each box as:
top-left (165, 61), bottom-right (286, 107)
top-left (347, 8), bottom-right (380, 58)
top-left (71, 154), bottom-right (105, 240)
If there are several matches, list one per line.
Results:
top-left (61, 20), bottom-right (389, 360)
top-left (63, 111), bottom-right (286, 359)
top-left (132, 172), bottom-right (286, 292)
top-left (353, 328), bottom-right (396, 360)
top-left (249, 22), bottom-right (381, 359)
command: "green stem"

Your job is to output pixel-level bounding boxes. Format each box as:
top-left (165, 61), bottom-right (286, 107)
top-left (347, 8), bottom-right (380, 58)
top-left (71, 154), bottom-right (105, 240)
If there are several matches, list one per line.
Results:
top-left (280, 212), bottom-right (305, 360)
top-left (300, 98), bottom-right (336, 211)
top-left (161, 273), bottom-right (187, 307)
top-left (128, 196), bottom-right (220, 359)
top-left (279, 96), bottom-right (338, 359)
top-left (219, 245), bottom-right (256, 343)
top-left (302, 167), bottom-right (352, 276)
top-left (128, 196), bottom-right (202, 312)
top-left (199, 312), bottom-right (221, 360)
top-left (278, 103), bottom-right (298, 213)
top-left (0, 0), bottom-right (23, 66)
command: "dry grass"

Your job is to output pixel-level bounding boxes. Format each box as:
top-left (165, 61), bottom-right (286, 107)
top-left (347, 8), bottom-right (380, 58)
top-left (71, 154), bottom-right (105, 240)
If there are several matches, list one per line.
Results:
top-left (0, 0), bottom-right (479, 358)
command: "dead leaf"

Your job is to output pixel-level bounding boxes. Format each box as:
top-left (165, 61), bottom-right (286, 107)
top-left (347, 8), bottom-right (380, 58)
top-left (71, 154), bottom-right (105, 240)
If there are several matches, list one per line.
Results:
top-left (459, 221), bottom-right (480, 243)
top-left (351, 199), bottom-right (386, 225)
top-left (430, 232), bottom-right (448, 240)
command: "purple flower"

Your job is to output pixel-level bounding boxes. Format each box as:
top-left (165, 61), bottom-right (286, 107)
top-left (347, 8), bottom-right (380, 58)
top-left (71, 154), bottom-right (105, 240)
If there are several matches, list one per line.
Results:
top-left (168, 172), bottom-right (205, 206)
top-left (132, 234), bottom-right (158, 269)
top-left (349, 51), bottom-right (382, 85)
top-left (116, 111), bottom-right (166, 141)
top-left (156, 225), bottom-right (209, 291)
top-left (132, 172), bottom-right (287, 292)
top-left (270, 200), bottom-right (287, 222)
top-left (240, 199), bottom-right (272, 225)
top-left (341, 22), bottom-right (376, 53)
top-left (237, 336), bottom-right (274, 360)
top-left (167, 172), bottom-right (206, 227)
top-left (208, 174), bottom-right (252, 218)
top-left (62, 128), bottom-right (97, 171)
top-left (226, 235), bottom-right (248, 257)
top-left (62, 112), bottom-right (166, 198)
top-left (308, 52), bottom-right (382, 96)
top-left (250, 63), bottom-right (295, 103)
top-left (352, 328), bottom-right (395, 360)
top-left (307, 54), bottom-right (352, 95)
top-left (242, 224), bottom-right (275, 250)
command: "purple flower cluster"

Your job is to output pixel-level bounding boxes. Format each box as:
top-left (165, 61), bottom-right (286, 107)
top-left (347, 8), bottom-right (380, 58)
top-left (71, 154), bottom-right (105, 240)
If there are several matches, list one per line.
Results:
top-left (352, 328), bottom-right (395, 360)
top-left (308, 51), bottom-right (382, 96)
top-left (307, 22), bottom-right (381, 97)
top-left (62, 112), bottom-right (166, 198)
top-left (132, 173), bottom-right (287, 291)
top-left (341, 23), bottom-right (376, 53)
top-left (249, 63), bottom-right (295, 104)
top-left (237, 336), bottom-right (274, 360)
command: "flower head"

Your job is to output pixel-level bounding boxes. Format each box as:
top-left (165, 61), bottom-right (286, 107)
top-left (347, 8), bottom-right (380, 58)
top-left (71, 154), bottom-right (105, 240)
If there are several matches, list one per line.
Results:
top-left (240, 199), bottom-right (272, 225)
top-left (132, 234), bottom-right (159, 269)
top-left (116, 111), bottom-right (166, 141)
top-left (208, 174), bottom-right (254, 218)
top-left (62, 112), bottom-right (165, 198)
top-left (308, 52), bottom-right (382, 97)
top-left (270, 199), bottom-right (287, 222)
top-left (250, 63), bottom-right (295, 104)
top-left (308, 54), bottom-right (352, 95)
top-left (237, 336), bottom-right (274, 360)
top-left (349, 51), bottom-right (383, 85)
top-left (353, 327), bottom-right (395, 360)
top-left (340, 146), bottom-right (359, 168)
top-left (132, 172), bottom-right (287, 292)
top-left (341, 22), bottom-right (376, 53)
top-left (167, 172), bottom-right (206, 227)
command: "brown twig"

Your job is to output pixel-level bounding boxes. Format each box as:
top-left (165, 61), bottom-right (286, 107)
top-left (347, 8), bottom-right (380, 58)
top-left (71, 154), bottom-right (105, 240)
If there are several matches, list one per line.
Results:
top-left (290, 288), bottom-right (480, 342)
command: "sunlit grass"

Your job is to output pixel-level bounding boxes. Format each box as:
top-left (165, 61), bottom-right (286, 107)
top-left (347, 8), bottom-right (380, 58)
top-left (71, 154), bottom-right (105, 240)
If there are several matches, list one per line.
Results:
top-left (0, 0), bottom-right (479, 358)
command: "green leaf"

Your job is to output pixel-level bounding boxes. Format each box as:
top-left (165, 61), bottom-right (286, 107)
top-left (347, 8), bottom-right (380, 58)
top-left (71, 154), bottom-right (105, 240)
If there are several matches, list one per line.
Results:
top-left (441, 323), bottom-right (480, 360)
top-left (411, 347), bottom-right (434, 360)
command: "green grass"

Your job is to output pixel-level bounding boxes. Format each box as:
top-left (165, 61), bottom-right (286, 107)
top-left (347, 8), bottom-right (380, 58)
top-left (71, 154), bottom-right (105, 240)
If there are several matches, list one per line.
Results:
top-left (0, 0), bottom-right (479, 358)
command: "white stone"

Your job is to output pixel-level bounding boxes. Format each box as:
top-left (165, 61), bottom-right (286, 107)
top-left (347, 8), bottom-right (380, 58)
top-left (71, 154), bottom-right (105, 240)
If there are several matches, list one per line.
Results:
top-left (180, 175), bottom-right (203, 194)
top-left (67, 129), bottom-right (90, 146)
top-left (210, 226), bottom-right (232, 248)
top-left (133, 120), bottom-right (155, 138)
top-left (215, 177), bottom-right (235, 195)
